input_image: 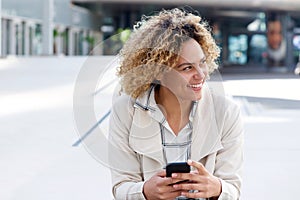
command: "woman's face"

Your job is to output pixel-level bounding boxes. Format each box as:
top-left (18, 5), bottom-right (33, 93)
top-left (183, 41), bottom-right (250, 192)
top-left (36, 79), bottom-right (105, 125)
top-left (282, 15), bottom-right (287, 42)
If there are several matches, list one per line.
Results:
top-left (160, 39), bottom-right (208, 101)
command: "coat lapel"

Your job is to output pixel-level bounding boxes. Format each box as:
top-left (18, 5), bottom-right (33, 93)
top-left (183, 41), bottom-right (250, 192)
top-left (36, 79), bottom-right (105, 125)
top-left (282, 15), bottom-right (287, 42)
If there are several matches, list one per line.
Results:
top-left (129, 105), bottom-right (165, 166)
top-left (191, 85), bottom-right (223, 161)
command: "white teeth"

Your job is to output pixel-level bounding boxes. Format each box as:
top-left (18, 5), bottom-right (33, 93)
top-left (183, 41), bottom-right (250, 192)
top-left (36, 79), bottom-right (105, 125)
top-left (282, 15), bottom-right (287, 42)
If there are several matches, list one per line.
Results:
top-left (188, 83), bottom-right (202, 88)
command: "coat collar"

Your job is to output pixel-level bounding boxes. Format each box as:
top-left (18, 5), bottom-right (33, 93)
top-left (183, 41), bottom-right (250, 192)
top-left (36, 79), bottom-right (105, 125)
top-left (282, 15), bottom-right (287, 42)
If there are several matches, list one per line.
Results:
top-left (129, 83), bottom-right (223, 166)
top-left (190, 85), bottom-right (223, 161)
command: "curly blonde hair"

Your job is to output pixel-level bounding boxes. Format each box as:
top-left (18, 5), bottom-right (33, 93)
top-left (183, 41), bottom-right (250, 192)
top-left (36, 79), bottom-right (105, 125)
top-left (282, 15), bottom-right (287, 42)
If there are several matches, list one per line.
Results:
top-left (117, 8), bottom-right (220, 98)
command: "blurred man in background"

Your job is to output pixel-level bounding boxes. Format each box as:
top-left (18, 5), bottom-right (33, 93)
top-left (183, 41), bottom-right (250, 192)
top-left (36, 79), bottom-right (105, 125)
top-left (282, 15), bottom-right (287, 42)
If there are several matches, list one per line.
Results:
top-left (267, 18), bottom-right (286, 67)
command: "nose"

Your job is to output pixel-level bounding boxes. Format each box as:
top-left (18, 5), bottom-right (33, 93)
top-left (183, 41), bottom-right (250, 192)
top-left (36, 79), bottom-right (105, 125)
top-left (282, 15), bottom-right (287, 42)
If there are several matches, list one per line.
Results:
top-left (193, 66), bottom-right (206, 80)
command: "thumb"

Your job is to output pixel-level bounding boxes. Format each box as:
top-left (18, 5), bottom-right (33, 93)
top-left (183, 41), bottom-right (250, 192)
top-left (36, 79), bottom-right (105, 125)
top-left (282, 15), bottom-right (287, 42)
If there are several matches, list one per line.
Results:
top-left (187, 159), bottom-right (209, 175)
top-left (156, 169), bottom-right (166, 177)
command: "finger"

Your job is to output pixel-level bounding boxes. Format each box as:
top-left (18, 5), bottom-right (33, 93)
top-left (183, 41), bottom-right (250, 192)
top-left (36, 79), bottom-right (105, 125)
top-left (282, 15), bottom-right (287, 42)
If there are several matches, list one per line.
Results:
top-left (173, 182), bottom-right (209, 191)
top-left (157, 184), bottom-right (187, 195)
top-left (162, 177), bottom-right (177, 186)
top-left (156, 170), bottom-right (166, 177)
top-left (170, 178), bottom-right (190, 185)
top-left (187, 159), bottom-right (209, 175)
top-left (172, 172), bottom-right (203, 182)
top-left (162, 190), bottom-right (186, 200)
top-left (159, 176), bottom-right (188, 187)
top-left (163, 176), bottom-right (189, 186)
top-left (173, 183), bottom-right (199, 191)
top-left (181, 190), bottom-right (208, 199)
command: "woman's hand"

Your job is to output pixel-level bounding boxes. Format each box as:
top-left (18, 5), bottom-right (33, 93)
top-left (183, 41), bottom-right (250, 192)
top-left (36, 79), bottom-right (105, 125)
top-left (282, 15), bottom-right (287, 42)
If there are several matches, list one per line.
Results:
top-left (143, 170), bottom-right (187, 200)
top-left (172, 160), bottom-right (222, 199)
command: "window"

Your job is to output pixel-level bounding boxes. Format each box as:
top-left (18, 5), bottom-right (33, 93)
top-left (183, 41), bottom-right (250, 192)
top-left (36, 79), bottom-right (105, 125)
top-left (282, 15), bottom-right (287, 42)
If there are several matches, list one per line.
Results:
top-left (249, 34), bottom-right (267, 64)
top-left (228, 34), bottom-right (248, 65)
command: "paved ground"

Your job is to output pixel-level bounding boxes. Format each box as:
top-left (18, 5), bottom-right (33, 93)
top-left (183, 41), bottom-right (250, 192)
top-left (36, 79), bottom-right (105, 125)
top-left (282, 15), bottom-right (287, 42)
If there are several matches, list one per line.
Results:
top-left (221, 73), bottom-right (300, 199)
top-left (1, 56), bottom-right (300, 200)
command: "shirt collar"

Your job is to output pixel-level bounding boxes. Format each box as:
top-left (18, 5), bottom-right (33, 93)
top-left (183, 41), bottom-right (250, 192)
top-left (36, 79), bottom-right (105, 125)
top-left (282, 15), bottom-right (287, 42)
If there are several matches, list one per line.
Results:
top-left (134, 84), bottom-right (198, 123)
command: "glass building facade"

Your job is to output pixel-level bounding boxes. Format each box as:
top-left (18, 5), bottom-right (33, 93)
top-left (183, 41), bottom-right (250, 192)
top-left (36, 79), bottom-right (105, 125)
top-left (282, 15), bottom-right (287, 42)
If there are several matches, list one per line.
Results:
top-left (0, 0), bottom-right (103, 56)
top-left (70, 0), bottom-right (300, 72)
top-left (1, 0), bottom-right (300, 73)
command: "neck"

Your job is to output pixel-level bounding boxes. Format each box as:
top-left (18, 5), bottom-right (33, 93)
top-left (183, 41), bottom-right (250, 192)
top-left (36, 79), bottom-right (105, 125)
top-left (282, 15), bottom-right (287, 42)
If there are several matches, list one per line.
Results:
top-left (155, 86), bottom-right (192, 134)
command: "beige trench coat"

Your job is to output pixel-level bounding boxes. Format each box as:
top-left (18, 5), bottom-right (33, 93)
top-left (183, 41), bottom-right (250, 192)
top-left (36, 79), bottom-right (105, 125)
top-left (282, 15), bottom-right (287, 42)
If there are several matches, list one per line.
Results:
top-left (108, 85), bottom-right (244, 200)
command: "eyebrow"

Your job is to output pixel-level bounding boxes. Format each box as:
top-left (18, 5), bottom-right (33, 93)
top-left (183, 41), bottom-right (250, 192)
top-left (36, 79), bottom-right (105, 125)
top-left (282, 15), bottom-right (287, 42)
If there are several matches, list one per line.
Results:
top-left (176, 57), bottom-right (206, 68)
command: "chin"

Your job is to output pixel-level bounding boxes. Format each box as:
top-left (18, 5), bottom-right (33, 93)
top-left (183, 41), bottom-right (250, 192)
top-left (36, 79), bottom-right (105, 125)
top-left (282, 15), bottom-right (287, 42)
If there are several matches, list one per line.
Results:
top-left (194, 96), bottom-right (202, 101)
top-left (191, 93), bottom-right (202, 101)
top-left (195, 91), bottom-right (203, 100)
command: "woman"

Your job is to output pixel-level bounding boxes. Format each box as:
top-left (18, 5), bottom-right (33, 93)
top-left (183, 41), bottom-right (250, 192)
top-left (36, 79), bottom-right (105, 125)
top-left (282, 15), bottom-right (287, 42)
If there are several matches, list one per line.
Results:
top-left (109, 8), bottom-right (243, 200)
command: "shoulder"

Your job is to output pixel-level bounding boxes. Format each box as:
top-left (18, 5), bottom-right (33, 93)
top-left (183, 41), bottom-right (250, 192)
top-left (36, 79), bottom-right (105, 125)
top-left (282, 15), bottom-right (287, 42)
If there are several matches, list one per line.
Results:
top-left (211, 93), bottom-right (241, 115)
top-left (195, 85), bottom-right (241, 121)
top-left (111, 94), bottom-right (136, 120)
top-left (203, 87), bottom-right (242, 128)
top-left (201, 84), bottom-right (240, 116)
top-left (210, 93), bottom-right (244, 140)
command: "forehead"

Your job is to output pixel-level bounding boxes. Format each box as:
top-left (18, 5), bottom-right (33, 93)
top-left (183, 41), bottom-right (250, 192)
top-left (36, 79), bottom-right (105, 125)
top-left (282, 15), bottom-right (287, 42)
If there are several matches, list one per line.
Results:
top-left (268, 21), bottom-right (281, 31)
top-left (178, 39), bottom-right (205, 63)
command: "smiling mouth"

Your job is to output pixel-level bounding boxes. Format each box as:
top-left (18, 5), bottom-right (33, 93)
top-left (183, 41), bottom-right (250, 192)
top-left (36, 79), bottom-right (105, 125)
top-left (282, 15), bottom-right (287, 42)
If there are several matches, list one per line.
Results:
top-left (187, 82), bottom-right (204, 89)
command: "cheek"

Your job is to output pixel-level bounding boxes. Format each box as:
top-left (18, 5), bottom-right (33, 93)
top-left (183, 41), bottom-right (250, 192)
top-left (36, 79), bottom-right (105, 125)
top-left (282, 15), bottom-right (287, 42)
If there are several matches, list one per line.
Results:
top-left (204, 68), bottom-right (209, 77)
top-left (161, 71), bottom-right (188, 89)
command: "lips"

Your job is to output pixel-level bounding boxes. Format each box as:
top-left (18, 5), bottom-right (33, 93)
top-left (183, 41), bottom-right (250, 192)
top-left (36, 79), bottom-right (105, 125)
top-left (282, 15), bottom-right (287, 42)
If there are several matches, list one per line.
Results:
top-left (187, 81), bottom-right (204, 89)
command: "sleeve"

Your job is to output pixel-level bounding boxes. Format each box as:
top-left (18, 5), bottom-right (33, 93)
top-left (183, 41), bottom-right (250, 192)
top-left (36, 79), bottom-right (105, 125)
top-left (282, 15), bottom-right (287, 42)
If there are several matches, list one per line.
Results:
top-left (215, 100), bottom-right (244, 200)
top-left (108, 96), bottom-right (147, 200)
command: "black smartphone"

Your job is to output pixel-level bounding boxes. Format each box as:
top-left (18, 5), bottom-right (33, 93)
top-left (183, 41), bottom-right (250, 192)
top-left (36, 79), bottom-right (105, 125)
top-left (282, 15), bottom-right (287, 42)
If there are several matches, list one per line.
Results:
top-left (166, 162), bottom-right (191, 177)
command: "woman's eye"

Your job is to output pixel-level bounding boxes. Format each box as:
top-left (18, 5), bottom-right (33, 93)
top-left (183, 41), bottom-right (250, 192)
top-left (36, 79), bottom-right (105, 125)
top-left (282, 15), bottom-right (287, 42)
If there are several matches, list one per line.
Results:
top-left (199, 60), bottom-right (207, 68)
top-left (182, 66), bottom-right (193, 71)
